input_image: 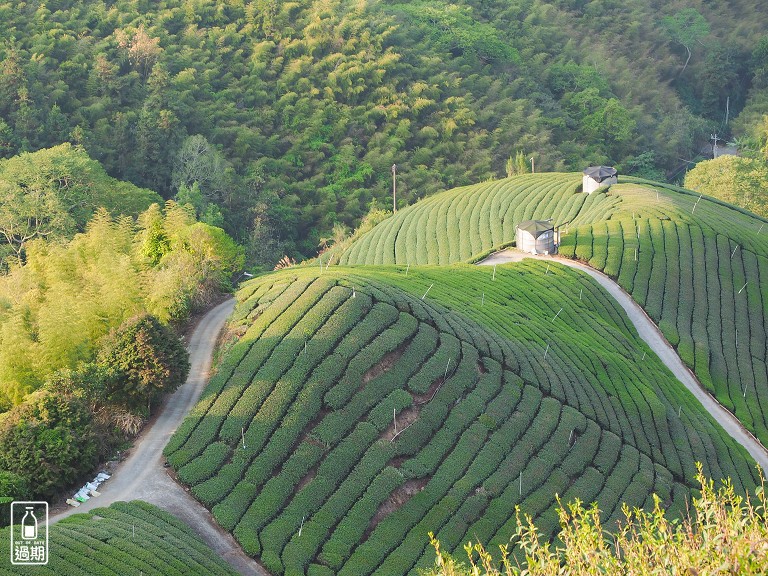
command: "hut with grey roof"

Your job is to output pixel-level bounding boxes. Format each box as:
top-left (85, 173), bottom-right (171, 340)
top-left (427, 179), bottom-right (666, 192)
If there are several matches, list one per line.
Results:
top-left (583, 166), bottom-right (618, 194)
top-left (516, 219), bottom-right (556, 255)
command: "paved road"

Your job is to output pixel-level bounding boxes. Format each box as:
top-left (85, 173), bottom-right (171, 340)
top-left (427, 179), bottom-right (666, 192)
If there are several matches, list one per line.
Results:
top-left (52, 298), bottom-right (268, 576)
top-left (479, 249), bottom-right (768, 472)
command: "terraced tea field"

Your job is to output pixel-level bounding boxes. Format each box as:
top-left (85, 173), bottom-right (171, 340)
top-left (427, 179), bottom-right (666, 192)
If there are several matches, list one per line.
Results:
top-left (165, 265), bottom-right (758, 576)
top-left (339, 174), bottom-right (768, 446)
top-left (0, 501), bottom-right (239, 575)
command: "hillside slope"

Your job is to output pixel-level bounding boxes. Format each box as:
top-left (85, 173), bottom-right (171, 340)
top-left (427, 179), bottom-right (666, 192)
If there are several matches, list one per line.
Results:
top-left (165, 265), bottom-right (758, 576)
top-left (339, 174), bottom-right (768, 447)
top-left (0, 501), bottom-right (239, 576)
top-left (3, 1), bottom-right (768, 253)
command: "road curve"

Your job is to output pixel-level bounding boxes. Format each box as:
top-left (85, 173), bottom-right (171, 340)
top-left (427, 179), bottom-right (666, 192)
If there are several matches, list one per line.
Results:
top-left (478, 249), bottom-right (768, 473)
top-left (52, 298), bottom-right (268, 576)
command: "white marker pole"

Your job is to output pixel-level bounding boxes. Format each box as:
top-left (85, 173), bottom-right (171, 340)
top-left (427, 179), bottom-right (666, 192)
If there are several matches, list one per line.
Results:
top-left (481, 292), bottom-right (485, 306)
top-left (692, 194), bottom-right (702, 213)
top-left (406, 264), bottom-right (410, 276)
top-left (299, 516), bottom-right (305, 537)
top-left (242, 427), bottom-right (246, 449)
top-left (738, 281), bottom-right (748, 294)
top-left (759, 223), bottom-right (765, 235)
top-left (552, 308), bottom-right (563, 322)
top-left (579, 288), bottom-right (583, 300)
top-left (731, 245), bottom-right (739, 259)
top-left (421, 284), bottom-right (433, 300)
top-left (543, 343), bottom-right (549, 361)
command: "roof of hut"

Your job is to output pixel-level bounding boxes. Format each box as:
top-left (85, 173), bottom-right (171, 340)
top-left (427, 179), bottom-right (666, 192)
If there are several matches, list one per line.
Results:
top-left (583, 166), bottom-right (618, 182)
top-left (517, 219), bottom-right (554, 238)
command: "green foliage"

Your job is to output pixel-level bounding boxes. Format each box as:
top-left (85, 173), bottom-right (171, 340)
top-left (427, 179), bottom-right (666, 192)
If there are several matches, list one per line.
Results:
top-left (0, 144), bottom-right (159, 263)
top-left (166, 262), bottom-right (758, 575)
top-left (340, 172), bottom-right (768, 452)
top-left (1, 0), bottom-right (765, 259)
top-left (423, 466), bottom-right (768, 576)
top-left (395, 2), bottom-right (518, 63)
top-left (0, 471), bottom-right (29, 499)
top-left (0, 501), bottom-right (239, 576)
top-left (661, 8), bottom-right (711, 73)
top-left (97, 314), bottom-right (189, 413)
top-left (684, 155), bottom-right (768, 218)
top-left (0, 200), bottom-right (240, 405)
top-left (0, 391), bottom-right (97, 499)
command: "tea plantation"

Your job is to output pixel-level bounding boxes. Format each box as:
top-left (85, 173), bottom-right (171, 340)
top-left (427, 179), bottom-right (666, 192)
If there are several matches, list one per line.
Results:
top-left (165, 263), bottom-right (759, 576)
top-left (0, 501), bottom-right (238, 575)
top-left (339, 174), bottom-right (768, 447)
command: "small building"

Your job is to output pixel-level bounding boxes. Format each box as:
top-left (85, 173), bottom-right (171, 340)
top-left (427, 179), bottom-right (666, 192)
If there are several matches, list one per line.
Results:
top-left (516, 219), bottom-right (556, 255)
top-left (583, 166), bottom-right (618, 194)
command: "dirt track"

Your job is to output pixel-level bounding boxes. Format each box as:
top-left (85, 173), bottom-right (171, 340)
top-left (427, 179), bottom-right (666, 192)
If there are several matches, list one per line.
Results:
top-left (479, 249), bottom-right (768, 473)
top-left (51, 298), bottom-right (268, 576)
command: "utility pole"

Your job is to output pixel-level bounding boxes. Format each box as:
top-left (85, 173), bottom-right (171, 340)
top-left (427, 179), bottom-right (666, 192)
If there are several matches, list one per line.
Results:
top-left (710, 133), bottom-right (719, 158)
top-left (392, 164), bottom-right (397, 213)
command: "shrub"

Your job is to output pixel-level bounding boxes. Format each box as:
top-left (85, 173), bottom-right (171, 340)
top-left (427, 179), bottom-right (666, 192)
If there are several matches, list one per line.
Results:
top-left (0, 391), bottom-right (97, 498)
top-left (97, 313), bottom-right (189, 413)
top-left (424, 467), bottom-right (768, 576)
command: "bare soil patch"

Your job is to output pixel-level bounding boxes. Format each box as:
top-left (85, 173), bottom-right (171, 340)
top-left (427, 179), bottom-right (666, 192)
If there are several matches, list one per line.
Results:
top-left (363, 347), bottom-right (406, 384)
top-left (366, 477), bottom-right (430, 537)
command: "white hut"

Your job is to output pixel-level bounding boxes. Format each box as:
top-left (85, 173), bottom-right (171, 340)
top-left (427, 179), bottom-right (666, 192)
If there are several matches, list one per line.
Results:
top-left (516, 220), bottom-right (556, 255)
top-left (583, 166), bottom-right (618, 194)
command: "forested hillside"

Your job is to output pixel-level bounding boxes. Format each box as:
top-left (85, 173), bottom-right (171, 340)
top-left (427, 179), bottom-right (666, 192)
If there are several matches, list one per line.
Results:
top-left (2, 0), bottom-right (767, 259)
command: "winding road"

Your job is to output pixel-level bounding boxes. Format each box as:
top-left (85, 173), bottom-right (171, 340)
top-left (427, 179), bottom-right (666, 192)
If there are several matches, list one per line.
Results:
top-left (479, 249), bottom-right (768, 473)
top-left (51, 298), bottom-right (268, 576)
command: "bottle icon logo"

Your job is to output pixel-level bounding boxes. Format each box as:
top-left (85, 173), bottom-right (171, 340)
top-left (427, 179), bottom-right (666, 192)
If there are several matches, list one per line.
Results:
top-left (11, 501), bottom-right (48, 565)
top-left (21, 506), bottom-right (38, 540)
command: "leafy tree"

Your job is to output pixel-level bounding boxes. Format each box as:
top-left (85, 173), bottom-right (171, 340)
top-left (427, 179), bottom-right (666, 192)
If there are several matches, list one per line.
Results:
top-left (0, 144), bottom-right (160, 264)
top-left (172, 135), bottom-right (228, 202)
top-left (97, 314), bottom-right (189, 414)
top-left (0, 391), bottom-right (98, 498)
top-left (0, 471), bottom-right (29, 499)
top-left (684, 155), bottom-right (768, 218)
top-left (751, 37), bottom-right (768, 89)
top-left (662, 8), bottom-right (710, 75)
top-left (506, 150), bottom-right (528, 177)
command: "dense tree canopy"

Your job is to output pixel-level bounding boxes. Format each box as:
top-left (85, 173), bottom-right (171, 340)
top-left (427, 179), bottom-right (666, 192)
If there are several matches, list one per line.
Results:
top-left (0, 144), bottom-right (160, 264)
top-left (0, 0), bottom-right (766, 261)
top-left (0, 202), bottom-right (242, 407)
top-left (0, 391), bottom-right (98, 499)
top-left (684, 155), bottom-right (768, 218)
top-left (97, 314), bottom-right (189, 413)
